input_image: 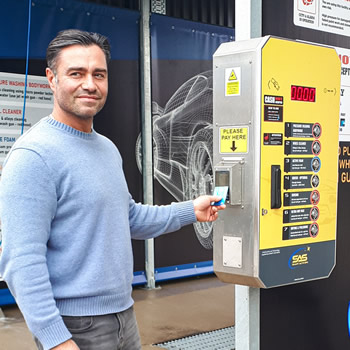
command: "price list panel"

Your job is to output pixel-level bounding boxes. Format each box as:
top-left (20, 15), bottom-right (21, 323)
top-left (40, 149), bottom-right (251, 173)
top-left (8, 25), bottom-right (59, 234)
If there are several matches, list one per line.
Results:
top-left (257, 37), bottom-right (340, 287)
top-left (283, 122), bottom-right (321, 241)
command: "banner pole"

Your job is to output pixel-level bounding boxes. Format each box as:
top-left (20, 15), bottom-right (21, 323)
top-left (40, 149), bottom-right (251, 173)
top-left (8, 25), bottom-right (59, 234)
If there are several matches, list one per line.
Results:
top-left (140, 0), bottom-right (156, 289)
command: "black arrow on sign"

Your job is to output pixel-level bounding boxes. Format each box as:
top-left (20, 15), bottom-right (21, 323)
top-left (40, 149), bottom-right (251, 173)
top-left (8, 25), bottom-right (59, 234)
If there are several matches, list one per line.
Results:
top-left (231, 141), bottom-right (237, 152)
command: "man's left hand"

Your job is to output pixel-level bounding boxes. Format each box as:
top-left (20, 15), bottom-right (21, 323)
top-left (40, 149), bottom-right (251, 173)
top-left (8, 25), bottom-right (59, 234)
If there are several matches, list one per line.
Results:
top-left (193, 195), bottom-right (226, 222)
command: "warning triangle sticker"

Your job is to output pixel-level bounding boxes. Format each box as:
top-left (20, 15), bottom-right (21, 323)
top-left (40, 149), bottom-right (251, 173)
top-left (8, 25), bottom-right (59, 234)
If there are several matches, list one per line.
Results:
top-left (229, 69), bottom-right (237, 81)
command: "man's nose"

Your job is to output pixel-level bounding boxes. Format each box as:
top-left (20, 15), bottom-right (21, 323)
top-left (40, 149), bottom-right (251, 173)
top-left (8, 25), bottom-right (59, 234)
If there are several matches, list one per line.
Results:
top-left (81, 74), bottom-right (96, 91)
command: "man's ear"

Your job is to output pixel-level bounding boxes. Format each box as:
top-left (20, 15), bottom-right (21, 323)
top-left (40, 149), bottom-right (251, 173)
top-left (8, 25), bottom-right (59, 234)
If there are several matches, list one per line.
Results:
top-left (46, 68), bottom-right (56, 91)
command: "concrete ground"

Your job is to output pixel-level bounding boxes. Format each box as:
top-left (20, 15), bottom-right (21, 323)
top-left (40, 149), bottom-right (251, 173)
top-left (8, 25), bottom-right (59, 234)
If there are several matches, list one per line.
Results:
top-left (0, 275), bottom-right (235, 349)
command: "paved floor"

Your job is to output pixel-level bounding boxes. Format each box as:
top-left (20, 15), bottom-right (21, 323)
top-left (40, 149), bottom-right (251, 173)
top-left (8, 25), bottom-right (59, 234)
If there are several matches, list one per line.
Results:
top-left (0, 275), bottom-right (235, 349)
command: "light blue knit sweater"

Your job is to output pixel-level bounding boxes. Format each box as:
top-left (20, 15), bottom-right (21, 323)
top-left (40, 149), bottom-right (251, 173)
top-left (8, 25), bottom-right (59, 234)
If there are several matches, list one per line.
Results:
top-left (0, 116), bottom-right (196, 349)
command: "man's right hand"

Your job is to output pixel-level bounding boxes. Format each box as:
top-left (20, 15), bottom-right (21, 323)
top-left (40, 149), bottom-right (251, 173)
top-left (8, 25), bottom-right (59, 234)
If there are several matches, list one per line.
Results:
top-left (51, 339), bottom-right (80, 350)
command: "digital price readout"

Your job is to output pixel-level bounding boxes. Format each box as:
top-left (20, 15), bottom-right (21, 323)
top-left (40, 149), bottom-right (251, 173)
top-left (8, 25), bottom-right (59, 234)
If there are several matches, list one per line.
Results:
top-left (291, 85), bottom-right (316, 102)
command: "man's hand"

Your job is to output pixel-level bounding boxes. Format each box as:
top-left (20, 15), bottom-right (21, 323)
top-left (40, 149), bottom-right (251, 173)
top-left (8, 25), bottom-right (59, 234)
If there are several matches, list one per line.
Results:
top-left (193, 195), bottom-right (226, 222)
top-left (51, 339), bottom-right (80, 350)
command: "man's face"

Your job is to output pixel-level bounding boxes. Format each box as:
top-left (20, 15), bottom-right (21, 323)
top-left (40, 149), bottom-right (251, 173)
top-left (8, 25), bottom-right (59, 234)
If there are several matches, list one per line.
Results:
top-left (47, 44), bottom-right (108, 121)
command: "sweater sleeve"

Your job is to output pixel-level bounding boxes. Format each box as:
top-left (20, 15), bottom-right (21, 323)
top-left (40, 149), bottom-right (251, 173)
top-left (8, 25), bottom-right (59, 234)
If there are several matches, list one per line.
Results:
top-left (128, 196), bottom-right (197, 240)
top-left (0, 149), bottom-right (72, 349)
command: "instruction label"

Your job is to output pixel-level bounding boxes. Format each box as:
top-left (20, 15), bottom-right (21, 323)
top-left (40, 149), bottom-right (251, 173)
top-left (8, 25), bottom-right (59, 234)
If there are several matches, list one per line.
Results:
top-left (264, 105), bottom-right (283, 122)
top-left (284, 174), bottom-right (315, 190)
top-left (220, 127), bottom-right (248, 153)
top-left (263, 133), bottom-right (283, 146)
top-left (283, 224), bottom-right (310, 240)
top-left (283, 223), bottom-right (319, 240)
top-left (225, 67), bottom-right (241, 96)
top-left (283, 207), bottom-right (319, 224)
top-left (284, 190), bottom-right (320, 206)
top-left (284, 191), bottom-right (312, 206)
top-left (285, 122), bottom-right (321, 139)
top-left (283, 208), bottom-right (310, 224)
top-left (285, 140), bottom-right (321, 155)
top-left (284, 157), bottom-right (321, 173)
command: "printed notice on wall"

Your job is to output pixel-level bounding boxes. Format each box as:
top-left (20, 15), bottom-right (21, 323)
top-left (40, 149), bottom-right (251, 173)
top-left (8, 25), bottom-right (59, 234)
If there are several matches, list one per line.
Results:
top-left (336, 47), bottom-right (350, 142)
top-left (0, 72), bottom-right (53, 268)
top-left (0, 72), bottom-right (53, 171)
top-left (294, 0), bottom-right (350, 37)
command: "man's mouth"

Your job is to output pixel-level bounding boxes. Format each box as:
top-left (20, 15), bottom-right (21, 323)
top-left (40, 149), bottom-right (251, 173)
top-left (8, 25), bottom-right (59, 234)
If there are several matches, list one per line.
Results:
top-left (78, 95), bottom-right (99, 100)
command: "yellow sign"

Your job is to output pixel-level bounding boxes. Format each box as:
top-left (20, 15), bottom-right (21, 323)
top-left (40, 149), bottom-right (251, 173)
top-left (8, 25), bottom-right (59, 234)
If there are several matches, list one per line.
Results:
top-left (226, 82), bottom-right (240, 95)
top-left (220, 127), bottom-right (248, 153)
top-left (229, 69), bottom-right (237, 81)
top-left (225, 67), bottom-right (241, 96)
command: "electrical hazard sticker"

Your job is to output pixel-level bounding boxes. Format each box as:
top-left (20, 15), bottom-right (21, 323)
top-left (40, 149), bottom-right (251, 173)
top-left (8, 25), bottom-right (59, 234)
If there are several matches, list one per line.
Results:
top-left (220, 127), bottom-right (248, 153)
top-left (225, 67), bottom-right (241, 96)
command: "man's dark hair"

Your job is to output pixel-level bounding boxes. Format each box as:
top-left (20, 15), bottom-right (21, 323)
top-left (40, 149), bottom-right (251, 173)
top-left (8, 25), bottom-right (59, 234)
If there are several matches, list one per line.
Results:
top-left (46, 29), bottom-right (111, 72)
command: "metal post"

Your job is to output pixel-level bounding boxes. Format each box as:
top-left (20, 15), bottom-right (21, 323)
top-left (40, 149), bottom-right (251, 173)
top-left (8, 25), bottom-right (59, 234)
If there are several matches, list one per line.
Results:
top-left (235, 285), bottom-right (260, 350)
top-left (235, 0), bottom-right (262, 349)
top-left (235, 0), bottom-right (262, 41)
top-left (140, 0), bottom-right (156, 289)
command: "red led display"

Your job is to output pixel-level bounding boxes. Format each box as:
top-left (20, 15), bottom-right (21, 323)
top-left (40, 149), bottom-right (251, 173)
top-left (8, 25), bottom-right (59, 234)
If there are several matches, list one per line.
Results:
top-left (291, 85), bottom-right (316, 102)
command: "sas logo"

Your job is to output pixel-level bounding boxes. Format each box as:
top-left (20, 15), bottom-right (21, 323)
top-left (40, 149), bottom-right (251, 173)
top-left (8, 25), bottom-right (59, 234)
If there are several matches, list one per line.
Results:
top-left (288, 247), bottom-right (310, 269)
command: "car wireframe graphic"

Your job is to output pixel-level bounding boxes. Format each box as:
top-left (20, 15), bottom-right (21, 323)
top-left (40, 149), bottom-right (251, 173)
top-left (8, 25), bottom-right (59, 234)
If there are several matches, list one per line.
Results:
top-left (136, 71), bottom-right (214, 249)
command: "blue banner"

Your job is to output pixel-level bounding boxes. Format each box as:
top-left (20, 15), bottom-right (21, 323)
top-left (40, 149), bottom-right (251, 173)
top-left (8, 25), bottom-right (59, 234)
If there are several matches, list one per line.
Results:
top-left (0, 0), bottom-right (139, 60)
top-left (151, 14), bottom-right (234, 60)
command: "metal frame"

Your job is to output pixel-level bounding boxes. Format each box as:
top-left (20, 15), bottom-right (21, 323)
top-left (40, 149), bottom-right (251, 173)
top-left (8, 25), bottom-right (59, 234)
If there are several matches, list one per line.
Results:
top-left (234, 1), bottom-right (262, 349)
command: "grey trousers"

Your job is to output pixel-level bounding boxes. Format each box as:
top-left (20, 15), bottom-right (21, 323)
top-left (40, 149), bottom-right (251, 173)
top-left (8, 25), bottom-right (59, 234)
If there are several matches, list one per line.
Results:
top-left (35, 306), bottom-right (142, 350)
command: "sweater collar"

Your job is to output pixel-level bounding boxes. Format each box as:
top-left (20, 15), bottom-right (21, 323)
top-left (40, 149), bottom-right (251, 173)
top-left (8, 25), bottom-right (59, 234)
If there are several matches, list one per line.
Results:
top-left (46, 115), bottom-right (97, 140)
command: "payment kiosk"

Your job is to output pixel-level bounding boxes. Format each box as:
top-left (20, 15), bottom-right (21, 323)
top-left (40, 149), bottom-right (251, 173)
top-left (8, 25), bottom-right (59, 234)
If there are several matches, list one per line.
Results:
top-left (213, 36), bottom-right (341, 288)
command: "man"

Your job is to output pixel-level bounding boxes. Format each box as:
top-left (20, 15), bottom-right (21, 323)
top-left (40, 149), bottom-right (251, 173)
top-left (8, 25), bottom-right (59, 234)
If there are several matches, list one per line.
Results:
top-left (0, 29), bottom-right (225, 350)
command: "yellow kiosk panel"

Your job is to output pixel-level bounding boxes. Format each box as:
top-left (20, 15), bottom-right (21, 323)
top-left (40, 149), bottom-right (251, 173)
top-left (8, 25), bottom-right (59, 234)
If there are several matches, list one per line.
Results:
top-left (213, 36), bottom-right (340, 288)
top-left (259, 39), bottom-right (340, 286)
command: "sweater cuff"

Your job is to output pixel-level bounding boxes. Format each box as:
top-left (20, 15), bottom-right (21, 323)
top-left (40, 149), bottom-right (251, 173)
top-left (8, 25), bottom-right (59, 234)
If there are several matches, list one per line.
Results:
top-left (173, 200), bottom-right (196, 227)
top-left (34, 318), bottom-right (72, 350)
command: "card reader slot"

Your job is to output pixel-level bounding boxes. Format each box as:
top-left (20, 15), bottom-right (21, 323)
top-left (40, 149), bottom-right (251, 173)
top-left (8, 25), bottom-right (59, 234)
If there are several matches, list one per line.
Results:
top-left (271, 165), bottom-right (281, 209)
top-left (215, 171), bottom-right (230, 203)
top-left (214, 162), bottom-right (244, 206)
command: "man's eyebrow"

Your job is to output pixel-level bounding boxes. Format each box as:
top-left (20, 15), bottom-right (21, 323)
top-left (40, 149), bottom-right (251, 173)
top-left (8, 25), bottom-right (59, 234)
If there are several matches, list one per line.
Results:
top-left (66, 67), bottom-right (107, 73)
top-left (94, 68), bottom-right (108, 73)
top-left (66, 66), bottom-right (85, 72)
